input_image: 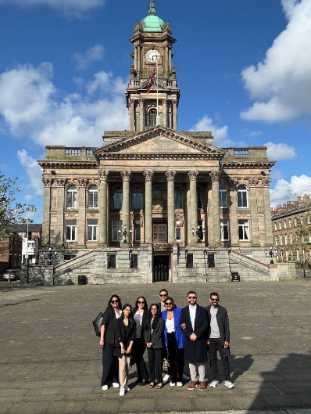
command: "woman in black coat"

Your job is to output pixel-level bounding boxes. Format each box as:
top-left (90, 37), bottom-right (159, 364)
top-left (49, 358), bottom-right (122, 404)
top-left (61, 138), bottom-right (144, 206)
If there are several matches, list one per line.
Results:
top-left (132, 296), bottom-right (149, 384)
top-left (99, 294), bottom-right (122, 390)
top-left (145, 304), bottom-right (164, 388)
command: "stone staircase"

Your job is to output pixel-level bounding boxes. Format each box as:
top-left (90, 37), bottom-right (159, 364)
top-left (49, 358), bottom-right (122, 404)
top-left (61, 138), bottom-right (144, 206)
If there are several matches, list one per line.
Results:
top-left (229, 250), bottom-right (271, 281)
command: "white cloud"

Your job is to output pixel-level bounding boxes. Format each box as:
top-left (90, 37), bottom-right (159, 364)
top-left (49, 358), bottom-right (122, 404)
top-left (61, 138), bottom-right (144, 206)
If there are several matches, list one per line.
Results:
top-left (17, 149), bottom-right (43, 196)
top-left (74, 45), bottom-right (105, 71)
top-left (192, 115), bottom-right (231, 146)
top-left (86, 71), bottom-right (127, 95)
top-left (265, 142), bottom-right (297, 160)
top-left (0, 64), bottom-right (128, 147)
top-left (0, 0), bottom-right (105, 15)
top-left (271, 174), bottom-right (311, 206)
top-left (241, 0), bottom-right (311, 123)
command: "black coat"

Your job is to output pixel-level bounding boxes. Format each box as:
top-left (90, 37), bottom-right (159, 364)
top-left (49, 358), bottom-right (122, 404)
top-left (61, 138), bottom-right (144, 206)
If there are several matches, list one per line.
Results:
top-left (144, 317), bottom-right (164, 349)
top-left (133, 309), bottom-right (149, 340)
top-left (101, 308), bottom-right (121, 346)
top-left (206, 305), bottom-right (230, 342)
top-left (114, 318), bottom-right (136, 358)
top-left (180, 305), bottom-right (209, 363)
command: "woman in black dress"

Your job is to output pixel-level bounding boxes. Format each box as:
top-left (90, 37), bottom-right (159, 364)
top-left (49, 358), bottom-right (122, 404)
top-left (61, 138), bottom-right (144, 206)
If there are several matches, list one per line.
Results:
top-left (115, 304), bottom-right (136, 397)
top-left (99, 294), bottom-right (122, 391)
top-left (132, 296), bottom-right (149, 384)
top-left (145, 303), bottom-right (164, 388)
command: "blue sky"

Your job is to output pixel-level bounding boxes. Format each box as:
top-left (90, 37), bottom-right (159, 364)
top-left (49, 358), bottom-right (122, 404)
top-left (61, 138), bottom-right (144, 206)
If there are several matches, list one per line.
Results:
top-left (0, 0), bottom-right (310, 222)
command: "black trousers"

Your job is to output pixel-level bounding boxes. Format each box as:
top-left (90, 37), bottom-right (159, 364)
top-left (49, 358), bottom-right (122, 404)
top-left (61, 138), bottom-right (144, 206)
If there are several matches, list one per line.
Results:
top-left (147, 348), bottom-right (163, 383)
top-left (133, 338), bottom-right (148, 382)
top-left (101, 343), bottom-right (119, 386)
top-left (167, 333), bottom-right (184, 383)
top-left (209, 338), bottom-right (231, 381)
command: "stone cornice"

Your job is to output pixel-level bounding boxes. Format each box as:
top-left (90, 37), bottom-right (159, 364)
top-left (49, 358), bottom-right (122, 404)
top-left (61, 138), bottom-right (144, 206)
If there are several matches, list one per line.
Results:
top-left (223, 160), bottom-right (275, 169)
top-left (38, 160), bottom-right (98, 169)
top-left (98, 153), bottom-right (222, 161)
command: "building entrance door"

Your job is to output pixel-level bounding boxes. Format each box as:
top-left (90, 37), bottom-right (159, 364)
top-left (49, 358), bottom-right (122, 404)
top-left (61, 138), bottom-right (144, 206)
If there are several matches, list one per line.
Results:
top-left (153, 255), bottom-right (170, 282)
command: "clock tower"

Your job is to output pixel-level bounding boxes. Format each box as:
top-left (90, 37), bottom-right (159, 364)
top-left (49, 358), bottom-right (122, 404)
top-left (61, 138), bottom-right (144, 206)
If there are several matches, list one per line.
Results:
top-left (126, 0), bottom-right (180, 132)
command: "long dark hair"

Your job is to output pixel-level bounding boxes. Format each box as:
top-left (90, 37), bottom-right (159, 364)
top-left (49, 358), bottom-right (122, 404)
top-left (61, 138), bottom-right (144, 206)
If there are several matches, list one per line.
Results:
top-left (134, 296), bottom-right (148, 312)
top-left (149, 303), bottom-right (161, 330)
top-left (106, 294), bottom-right (122, 312)
top-left (121, 304), bottom-right (133, 320)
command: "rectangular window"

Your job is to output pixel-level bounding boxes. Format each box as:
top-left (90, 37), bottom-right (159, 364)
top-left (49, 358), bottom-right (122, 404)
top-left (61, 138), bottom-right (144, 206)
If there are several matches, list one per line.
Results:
top-left (220, 190), bottom-right (228, 208)
top-left (107, 254), bottom-right (116, 269)
top-left (134, 221), bottom-right (141, 242)
top-left (220, 220), bottom-right (229, 241)
top-left (66, 220), bottom-right (77, 242)
top-left (176, 227), bottom-right (182, 241)
top-left (87, 219), bottom-right (98, 241)
top-left (88, 190), bottom-right (98, 209)
top-left (186, 253), bottom-right (194, 268)
top-left (132, 192), bottom-right (144, 211)
top-left (238, 220), bottom-right (250, 241)
top-left (234, 149), bottom-right (249, 157)
top-left (66, 189), bottom-right (77, 209)
top-left (237, 189), bottom-right (248, 208)
top-left (111, 191), bottom-right (122, 211)
top-left (112, 219), bottom-right (121, 242)
top-left (130, 253), bottom-right (138, 269)
top-left (65, 148), bottom-right (81, 157)
top-left (174, 189), bottom-right (184, 209)
top-left (208, 253), bottom-right (215, 268)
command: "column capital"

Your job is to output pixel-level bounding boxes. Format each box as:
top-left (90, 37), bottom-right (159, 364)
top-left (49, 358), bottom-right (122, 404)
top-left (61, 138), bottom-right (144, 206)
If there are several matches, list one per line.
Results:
top-left (77, 178), bottom-right (89, 188)
top-left (121, 170), bottom-right (131, 180)
top-left (42, 177), bottom-right (53, 188)
top-left (188, 170), bottom-right (199, 181)
top-left (99, 170), bottom-right (109, 182)
top-left (143, 170), bottom-right (154, 181)
top-left (53, 178), bottom-right (66, 188)
top-left (165, 170), bottom-right (176, 181)
top-left (210, 170), bottom-right (221, 182)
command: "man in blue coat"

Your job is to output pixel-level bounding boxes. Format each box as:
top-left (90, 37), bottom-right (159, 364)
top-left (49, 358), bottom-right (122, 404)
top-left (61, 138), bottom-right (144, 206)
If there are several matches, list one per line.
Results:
top-left (180, 291), bottom-right (209, 390)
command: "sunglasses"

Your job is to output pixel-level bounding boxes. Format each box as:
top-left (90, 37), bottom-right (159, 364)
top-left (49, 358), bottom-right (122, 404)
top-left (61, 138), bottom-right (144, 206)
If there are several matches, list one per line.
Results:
top-left (188, 296), bottom-right (197, 299)
top-left (211, 298), bottom-right (219, 301)
top-left (111, 300), bottom-right (119, 303)
top-left (160, 294), bottom-right (168, 297)
top-left (138, 301), bottom-right (145, 304)
top-left (165, 302), bottom-right (173, 306)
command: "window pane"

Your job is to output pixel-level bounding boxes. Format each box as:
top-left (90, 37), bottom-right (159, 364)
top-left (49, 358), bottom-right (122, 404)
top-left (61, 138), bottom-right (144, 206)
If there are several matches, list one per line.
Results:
top-left (132, 193), bottom-right (143, 210)
top-left (112, 191), bottom-right (122, 210)
top-left (175, 190), bottom-right (183, 209)
top-left (186, 253), bottom-right (193, 268)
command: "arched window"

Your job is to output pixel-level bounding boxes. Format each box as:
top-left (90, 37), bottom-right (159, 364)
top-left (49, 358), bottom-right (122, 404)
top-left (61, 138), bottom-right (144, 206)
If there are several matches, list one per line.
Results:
top-left (147, 108), bottom-right (157, 128)
top-left (66, 186), bottom-right (77, 209)
top-left (237, 185), bottom-right (248, 208)
top-left (88, 185), bottom-right (98, 209)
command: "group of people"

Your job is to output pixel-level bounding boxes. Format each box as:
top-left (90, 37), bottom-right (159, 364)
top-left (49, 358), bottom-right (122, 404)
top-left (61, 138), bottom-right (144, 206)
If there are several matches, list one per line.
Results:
top-left (99, 289), bottom-right (234, 397)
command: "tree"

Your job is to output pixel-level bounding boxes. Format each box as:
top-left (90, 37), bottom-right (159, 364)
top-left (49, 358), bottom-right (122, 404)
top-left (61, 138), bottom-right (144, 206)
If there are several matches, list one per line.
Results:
top-left (0, 172), bottom-right (32, 239)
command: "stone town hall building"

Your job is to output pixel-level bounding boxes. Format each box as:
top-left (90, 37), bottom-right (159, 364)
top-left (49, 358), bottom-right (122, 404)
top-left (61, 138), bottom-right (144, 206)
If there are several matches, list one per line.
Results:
top-left (39, 2), bottom-right (276, 284)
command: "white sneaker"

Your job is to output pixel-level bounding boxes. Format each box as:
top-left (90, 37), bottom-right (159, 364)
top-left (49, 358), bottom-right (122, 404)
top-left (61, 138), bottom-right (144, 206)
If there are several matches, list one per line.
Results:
top-left (112, 382), bottom-right (119, 389)
top-left (169, 381), bottom-right (176, 387)
top-left (119, 386), bottom-right (125, 397)
top-left (209, 380), bottom-right (219, 388)
top-left (101, 385), bottom-right (109, 391)
top-left (162, 374), bottom-right (170, 384)
top-left (176, 381), bottom-right (183, 387)
top-left (224, 380), bottom-right (235, 389)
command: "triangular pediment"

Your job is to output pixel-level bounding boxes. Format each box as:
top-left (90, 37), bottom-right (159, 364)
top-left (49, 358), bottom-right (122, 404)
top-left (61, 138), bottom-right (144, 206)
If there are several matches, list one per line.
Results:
top-left (96, 127), bottom-right (224, 160)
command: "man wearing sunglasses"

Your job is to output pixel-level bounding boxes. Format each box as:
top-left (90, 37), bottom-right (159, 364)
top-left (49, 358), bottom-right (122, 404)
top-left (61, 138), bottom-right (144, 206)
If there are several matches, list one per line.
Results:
top-left (207, 292), bottom-right (234, 389)
top-left (158, 289), bottom-right (169, 312)
top-left (180, 291), bottom-right (209, 390)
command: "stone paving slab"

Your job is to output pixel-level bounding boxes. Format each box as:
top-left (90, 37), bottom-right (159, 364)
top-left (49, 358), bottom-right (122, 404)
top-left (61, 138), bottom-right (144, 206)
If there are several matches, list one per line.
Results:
top-left (1, 282), bottom-right (311, 413)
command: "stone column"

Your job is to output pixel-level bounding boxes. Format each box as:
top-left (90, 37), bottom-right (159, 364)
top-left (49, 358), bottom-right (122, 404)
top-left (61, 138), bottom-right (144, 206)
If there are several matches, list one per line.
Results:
top-left (42, 177), bottom-right (52, 246)
top-left (54, 179), bottom-right (65, 246)
top-left (121, 171), bottom-right (131, 244)
top-left (249, 178), bottom-right (260, 247)
top-left (263, 178), bottom-right (273, 246)
top-left (186, 184), bottom-right (191, 245)
top-left (139, 99), bottom-right (144, 131)
top-left (229, 183), bottom-right (239, 247)
top-left (208, 171), bottom-right (221, 248)
top-left (173, 101), bottom-right (177, 130)
top-left (144, 170), bottom-right (153, 245)
top-left (188, 171), bottom-right (198, 245)
top-left (166, 171), bottom-right (176, 244)
top-left (77, 179), bottom-right (88, 247)
top-left (99, 171), bottom-right (108, 247)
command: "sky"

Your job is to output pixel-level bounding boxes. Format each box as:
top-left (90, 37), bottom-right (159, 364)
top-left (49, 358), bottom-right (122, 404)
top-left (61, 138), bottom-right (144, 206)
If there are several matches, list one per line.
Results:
top-left (0, 0), bottom-right (310, 222)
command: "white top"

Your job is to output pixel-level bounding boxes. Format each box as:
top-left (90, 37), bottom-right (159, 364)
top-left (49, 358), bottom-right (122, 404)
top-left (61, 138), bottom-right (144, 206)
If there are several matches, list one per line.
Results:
top-left (189, 304), bottom-right (197, 331)
top-left (209, 306), bottom-right (220, 339)
top-left (166, 317), bottom-right (175, 333)
top-left (114, 309), bottom-right (122, 320)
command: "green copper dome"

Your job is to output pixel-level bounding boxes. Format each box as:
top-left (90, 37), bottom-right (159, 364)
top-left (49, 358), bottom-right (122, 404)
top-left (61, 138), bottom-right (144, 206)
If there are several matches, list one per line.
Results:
top-left (142, 0), bottom-right (165, 32)
top-left (143, 14), bottom-right (165, 32)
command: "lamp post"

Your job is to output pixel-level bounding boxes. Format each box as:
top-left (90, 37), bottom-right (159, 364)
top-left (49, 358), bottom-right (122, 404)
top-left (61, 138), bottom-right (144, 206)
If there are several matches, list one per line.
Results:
top-left (48, 247), bottom-right (55, 286)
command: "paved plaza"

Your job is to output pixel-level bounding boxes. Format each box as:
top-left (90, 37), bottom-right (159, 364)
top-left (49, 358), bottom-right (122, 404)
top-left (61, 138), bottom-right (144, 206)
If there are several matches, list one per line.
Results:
top-left (0, 281), bottom-right (311, 414)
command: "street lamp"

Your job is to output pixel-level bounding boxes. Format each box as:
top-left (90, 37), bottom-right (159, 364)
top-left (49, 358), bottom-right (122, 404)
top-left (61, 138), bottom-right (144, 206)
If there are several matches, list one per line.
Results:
top-left (48, 247), bottom-right (56, 286)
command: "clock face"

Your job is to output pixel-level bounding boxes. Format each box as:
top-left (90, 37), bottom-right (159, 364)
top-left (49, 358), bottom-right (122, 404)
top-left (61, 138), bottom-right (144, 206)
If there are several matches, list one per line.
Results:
top-left (145, 49), bottom-right (160, 64)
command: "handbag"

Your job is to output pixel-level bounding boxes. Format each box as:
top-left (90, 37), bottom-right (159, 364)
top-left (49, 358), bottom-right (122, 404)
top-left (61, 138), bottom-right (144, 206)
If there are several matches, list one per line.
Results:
top-left (92, 312), bottom-right (104, 337)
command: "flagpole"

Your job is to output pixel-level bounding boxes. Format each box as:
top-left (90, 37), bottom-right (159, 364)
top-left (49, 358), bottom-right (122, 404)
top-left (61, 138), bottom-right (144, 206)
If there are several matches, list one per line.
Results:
top-left (156, 58), bottom-right (159, 125)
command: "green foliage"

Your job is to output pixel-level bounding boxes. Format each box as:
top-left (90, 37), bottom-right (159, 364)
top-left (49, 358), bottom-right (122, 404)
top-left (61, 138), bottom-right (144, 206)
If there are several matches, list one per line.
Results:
top-left (0, 172), bottom-right (34, 239)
